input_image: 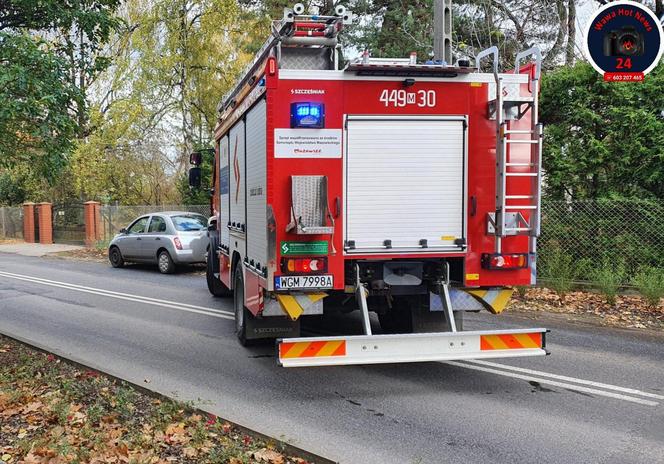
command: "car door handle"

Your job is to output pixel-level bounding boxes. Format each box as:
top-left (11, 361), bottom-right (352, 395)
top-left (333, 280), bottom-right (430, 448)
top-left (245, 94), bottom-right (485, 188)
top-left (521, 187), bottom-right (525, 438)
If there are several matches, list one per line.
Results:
top-left (155, 237), bottom-right (161, 241)
top-left (137, 237), bottom-right (142, 241)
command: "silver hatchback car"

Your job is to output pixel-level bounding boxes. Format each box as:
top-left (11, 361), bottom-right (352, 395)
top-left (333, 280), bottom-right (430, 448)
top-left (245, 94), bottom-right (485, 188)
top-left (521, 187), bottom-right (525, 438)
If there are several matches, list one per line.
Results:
top-left (108, 212), bottom-right (210, 274)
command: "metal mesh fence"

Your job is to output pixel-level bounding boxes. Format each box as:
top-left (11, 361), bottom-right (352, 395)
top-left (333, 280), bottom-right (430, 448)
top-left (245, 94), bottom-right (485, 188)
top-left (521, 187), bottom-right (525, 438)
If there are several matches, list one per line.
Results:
top-left (0, 207), bottom-right (23, 240)
top-left (100, 205), bottom-right (211, 243)
top-left (539, 199), bottom-right (664, 278)
top-left (84, 200), bottom-right (664, 280)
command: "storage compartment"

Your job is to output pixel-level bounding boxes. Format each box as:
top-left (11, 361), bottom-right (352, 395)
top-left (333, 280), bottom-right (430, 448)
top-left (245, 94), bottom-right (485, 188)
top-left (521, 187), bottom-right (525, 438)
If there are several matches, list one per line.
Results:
top-left (344, 116), bottom-right (466, 253)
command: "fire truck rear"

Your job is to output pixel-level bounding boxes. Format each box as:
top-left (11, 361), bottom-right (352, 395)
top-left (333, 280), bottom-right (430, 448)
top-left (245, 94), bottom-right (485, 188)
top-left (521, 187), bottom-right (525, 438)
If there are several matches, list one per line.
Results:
top-left (193, 3), bottom-right (548, 367)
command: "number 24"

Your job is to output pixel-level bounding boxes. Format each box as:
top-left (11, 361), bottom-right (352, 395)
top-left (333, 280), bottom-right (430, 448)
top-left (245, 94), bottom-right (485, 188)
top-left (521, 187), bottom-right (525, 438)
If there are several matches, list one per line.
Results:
top-left (616, 58), bottom-right (632, 69)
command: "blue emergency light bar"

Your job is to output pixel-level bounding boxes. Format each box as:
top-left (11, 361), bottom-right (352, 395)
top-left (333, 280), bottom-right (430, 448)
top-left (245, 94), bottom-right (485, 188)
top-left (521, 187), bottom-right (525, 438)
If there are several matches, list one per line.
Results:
top-left (290, 102), bottom-right (325, 128)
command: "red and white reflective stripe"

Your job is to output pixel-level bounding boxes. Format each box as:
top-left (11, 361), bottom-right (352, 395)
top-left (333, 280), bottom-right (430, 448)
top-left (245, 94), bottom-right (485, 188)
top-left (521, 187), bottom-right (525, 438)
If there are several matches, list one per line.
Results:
top-left (277, 328), bottom-right (547, 367)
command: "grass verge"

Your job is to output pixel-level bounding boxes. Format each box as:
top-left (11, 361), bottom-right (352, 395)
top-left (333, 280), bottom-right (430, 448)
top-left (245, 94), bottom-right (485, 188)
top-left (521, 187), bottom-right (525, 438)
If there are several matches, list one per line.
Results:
top-left (0, 335), bottom-right (318, 464)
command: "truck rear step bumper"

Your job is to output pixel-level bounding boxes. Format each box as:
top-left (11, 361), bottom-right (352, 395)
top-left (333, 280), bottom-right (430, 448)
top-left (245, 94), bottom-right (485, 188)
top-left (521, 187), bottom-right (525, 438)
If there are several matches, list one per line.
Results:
top-left (277, 328), bottom-right (547, 367)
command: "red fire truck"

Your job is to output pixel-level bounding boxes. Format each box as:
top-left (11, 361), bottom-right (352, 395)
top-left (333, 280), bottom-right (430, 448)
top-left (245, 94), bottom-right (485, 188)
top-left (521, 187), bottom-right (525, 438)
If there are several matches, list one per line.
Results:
top-left (192, 3), bottom-right (548, 367)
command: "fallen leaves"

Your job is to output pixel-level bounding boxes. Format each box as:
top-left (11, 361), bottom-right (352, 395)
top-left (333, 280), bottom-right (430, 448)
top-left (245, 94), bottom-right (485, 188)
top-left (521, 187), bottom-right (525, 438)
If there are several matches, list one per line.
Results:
top-left (253, 448), bottom-right (286, 464)
top-left (0, 335), bottom-right (317, 464)
top-left (510, 287), bottom-right (664, 330)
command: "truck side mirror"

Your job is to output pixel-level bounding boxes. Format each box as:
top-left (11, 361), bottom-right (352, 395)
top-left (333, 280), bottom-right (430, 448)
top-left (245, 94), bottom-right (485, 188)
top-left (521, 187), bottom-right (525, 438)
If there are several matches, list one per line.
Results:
top-left (189, 167), bottom-right (202, 188)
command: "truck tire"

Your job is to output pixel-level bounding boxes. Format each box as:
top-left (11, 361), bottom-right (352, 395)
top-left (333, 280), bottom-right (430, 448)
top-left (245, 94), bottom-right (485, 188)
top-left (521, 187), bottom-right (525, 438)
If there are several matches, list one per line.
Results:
top-left (233, 266), bottom-right (251, 346)
top-left (206, 248), bottom-right (232, 297)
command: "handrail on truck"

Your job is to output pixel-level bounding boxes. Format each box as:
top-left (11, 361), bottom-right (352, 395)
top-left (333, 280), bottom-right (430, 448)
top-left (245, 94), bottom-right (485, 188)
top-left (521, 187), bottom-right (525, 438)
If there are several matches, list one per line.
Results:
top-left (475, 46), bottom-right (500, 81)
top-left (514, 46), bottom-right (542, 81)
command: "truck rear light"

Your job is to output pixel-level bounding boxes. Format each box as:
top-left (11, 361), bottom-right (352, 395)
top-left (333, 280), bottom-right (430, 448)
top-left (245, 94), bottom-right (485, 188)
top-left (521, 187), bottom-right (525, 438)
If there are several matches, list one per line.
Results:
top-left (281, 257), bottom-right (327, 274)
top-left (481, 253), bottom-right (528, 270)
top-left (173, 237), bottom-right (183, 250)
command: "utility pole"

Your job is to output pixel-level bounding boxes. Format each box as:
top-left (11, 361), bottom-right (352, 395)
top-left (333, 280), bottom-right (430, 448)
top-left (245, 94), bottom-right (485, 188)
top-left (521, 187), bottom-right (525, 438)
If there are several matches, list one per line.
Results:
top-left (433, 0), bottom-right (453, 64)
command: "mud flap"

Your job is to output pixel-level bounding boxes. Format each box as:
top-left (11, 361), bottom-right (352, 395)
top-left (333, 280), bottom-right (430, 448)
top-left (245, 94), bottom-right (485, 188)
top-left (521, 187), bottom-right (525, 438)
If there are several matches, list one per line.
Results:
top-left (246, 315), bottom-right (300, 340)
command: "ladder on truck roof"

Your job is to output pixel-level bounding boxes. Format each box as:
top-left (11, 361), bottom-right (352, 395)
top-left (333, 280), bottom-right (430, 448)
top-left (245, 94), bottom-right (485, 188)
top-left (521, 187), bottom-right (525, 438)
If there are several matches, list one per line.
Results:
top-left (476, 46), bottom-right (543, 261)
top-left (216, 4), bottom-right (352, 119)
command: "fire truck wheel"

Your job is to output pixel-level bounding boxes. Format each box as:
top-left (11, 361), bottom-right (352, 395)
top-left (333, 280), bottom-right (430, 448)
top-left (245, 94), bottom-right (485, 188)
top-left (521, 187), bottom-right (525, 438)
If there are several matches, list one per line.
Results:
top-left (206, 248), bottom-right (232, 297)
top-left (109, 246), bottom-right (124, 268)
top-left (157, 250), bottom-right (175, 274)
top-left (233, 266), bottom-right (251, 346)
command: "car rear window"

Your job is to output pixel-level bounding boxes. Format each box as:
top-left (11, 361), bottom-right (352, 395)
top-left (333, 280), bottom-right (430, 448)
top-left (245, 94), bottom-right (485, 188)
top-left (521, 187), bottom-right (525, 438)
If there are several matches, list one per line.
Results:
top-left (171, 215), bottom-right (207, 231)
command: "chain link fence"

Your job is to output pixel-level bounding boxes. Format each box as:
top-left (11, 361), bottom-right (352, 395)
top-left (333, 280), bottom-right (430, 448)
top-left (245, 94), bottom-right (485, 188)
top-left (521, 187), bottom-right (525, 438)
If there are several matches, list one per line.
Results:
top-left (0, 206), bottom-right (23, 240)
top-left (100, 204), bottom-right (211, 243)
top-left (5, 200), bottom-right (662, 281)
top-left (539, 199), bottom-right (664, 280)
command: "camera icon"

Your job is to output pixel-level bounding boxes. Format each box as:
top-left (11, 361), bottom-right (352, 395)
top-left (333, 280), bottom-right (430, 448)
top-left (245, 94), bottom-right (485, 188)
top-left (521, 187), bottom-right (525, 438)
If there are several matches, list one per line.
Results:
top-left (603, 26), bottom-right (644, 56)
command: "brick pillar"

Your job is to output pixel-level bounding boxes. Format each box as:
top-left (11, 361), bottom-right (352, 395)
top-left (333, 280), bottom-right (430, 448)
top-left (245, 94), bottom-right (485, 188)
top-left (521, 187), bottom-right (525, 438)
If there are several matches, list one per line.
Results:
top-left (22, 202), bottom-right (36, 243)
top-left (84, 201), bottom-right (101, 247)
top-left (37, 202), bottom-right (53, 244)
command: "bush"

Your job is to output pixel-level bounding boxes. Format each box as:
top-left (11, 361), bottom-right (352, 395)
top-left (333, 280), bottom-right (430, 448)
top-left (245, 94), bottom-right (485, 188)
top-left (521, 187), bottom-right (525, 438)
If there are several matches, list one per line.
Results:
top-left (591, 259), bottom-right (625, 306)
top-left (540, 244), bottom-right (576, 304)
top-left (632, 267), bottom-right (664, 308)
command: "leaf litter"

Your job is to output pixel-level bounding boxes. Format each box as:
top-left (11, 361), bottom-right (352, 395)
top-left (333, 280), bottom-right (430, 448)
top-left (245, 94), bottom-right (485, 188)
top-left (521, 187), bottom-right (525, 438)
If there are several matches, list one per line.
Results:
top-left (0, 336), bottom-right (313, 464)
top-left (509, 287), bottom-right (664, 330)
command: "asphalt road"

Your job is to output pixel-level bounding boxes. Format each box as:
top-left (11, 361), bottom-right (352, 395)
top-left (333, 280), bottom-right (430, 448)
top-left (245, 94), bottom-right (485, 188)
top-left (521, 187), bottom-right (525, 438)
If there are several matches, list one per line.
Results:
top-left (1, 253), bottom-right (663, 463)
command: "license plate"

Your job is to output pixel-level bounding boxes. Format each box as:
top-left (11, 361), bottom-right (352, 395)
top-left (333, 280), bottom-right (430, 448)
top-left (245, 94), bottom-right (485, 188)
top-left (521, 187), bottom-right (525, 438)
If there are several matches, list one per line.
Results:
top-left (275, 275), bottom-right (334, 290)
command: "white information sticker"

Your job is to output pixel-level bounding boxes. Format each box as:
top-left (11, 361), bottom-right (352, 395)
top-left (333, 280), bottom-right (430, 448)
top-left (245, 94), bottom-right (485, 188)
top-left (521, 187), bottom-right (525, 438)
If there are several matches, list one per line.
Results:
top-left (274, 129), bottom-right (342, 158)
top-left (275, 275), bottom-right (334, 290)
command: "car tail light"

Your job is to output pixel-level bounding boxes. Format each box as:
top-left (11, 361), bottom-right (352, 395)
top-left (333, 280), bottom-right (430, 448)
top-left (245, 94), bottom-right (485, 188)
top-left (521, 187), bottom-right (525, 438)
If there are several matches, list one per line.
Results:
top-left (481, 253), bottom-right (528, 270)
top-left (281, 257), bottom-right (327, 274)
top-left (173, 237), bottom-right (183, 250)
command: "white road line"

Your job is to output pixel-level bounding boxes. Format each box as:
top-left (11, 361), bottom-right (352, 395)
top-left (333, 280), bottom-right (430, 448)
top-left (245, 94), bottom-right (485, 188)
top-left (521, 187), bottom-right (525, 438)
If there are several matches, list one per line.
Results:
top-left (0, 270), bottom-right (234, 315)
top-left (0, 271), bottom-right (235, 321)
top-left (465, 359), bottom-right (664, 400)
top-left (445, 361), bottom-right (659, 406)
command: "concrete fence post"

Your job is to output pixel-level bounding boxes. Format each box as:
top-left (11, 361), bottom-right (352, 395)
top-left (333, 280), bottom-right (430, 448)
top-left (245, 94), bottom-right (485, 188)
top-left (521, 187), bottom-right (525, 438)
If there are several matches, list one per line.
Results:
top-left (37, 202), bottom-right (53, 244)
top-left (22, 202), bottom-right (36, 243)
top-left (84, 201), bottom-right (101, 248)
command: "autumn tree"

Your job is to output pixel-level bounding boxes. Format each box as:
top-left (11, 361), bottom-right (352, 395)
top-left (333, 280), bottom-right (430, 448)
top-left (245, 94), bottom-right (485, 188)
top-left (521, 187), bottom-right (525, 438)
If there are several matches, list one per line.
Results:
top-left (73, 0), bottom-right (267, 205)
top-left (0, 1), bottom-right (120, 204)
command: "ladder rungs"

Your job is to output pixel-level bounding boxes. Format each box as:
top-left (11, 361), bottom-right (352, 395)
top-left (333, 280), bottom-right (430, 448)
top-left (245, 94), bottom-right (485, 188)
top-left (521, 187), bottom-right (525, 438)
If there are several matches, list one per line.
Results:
top-left (505, 139), bottom-right (538, 144)
top-left (505, 172), bottom-right (538, 177)
top-left (504, 227), bottom-right (533, 232)
top-left (506, 195), bottom-right (534, 199)
top-left (505, 162), bottom-right (533, 167)
top-left (505, 205), bottom-right (537, 210)
top-left (504, 130), bottom-right (534, 135)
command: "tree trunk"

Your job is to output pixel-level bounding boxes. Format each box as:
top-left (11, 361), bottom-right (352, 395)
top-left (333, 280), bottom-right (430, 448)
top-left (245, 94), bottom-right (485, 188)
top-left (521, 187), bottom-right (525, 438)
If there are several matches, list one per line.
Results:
top-left (565, 0), bottom-right (576, 66)
top-left (544, 0), bottom-right (567, 67)
top-left (656, 0), bottom-right (663, 19)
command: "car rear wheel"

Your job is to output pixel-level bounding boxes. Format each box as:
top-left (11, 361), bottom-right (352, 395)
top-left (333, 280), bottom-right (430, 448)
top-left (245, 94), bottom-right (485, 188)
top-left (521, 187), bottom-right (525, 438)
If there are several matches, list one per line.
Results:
top-left (109, 246), bottom-right (125, 268)
top-left (157, 250), bottom-right (175, 274)
top-left (207, 248), bottom-right (232, 297)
